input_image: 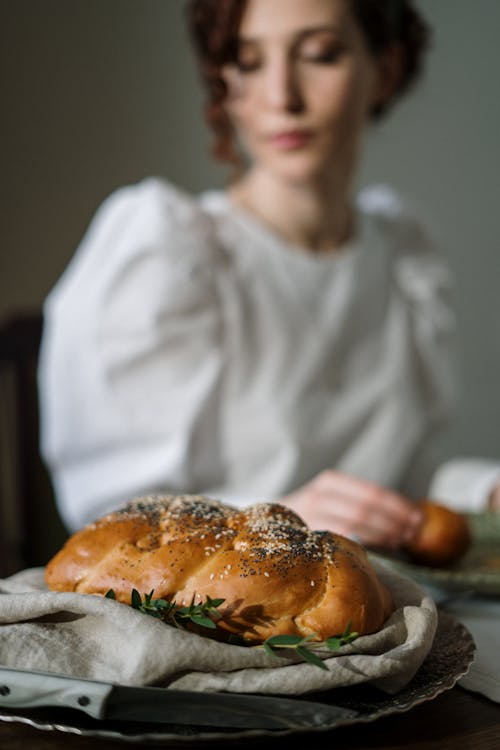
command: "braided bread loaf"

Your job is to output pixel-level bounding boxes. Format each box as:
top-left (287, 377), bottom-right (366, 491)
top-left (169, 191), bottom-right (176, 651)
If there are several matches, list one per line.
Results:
top-left (45, 494), bottom-right (395, 643)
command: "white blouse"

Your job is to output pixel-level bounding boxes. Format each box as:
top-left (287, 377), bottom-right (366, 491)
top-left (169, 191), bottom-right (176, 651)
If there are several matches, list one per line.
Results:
top-left (38, 178), bottom-right (499, 532)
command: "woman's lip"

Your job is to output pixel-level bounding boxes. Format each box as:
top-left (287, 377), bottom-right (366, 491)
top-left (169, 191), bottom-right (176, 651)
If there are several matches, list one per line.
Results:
top-left (267, 130), bottom-right (313, 150)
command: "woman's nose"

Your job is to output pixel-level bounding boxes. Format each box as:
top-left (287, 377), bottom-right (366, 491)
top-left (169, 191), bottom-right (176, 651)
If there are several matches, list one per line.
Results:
top-left (262, 57), bottom-right (304, 113)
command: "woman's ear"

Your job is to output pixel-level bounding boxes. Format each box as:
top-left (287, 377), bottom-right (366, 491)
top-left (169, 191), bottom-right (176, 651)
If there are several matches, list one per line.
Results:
top-left (371, 42), bottom-right (405, 112)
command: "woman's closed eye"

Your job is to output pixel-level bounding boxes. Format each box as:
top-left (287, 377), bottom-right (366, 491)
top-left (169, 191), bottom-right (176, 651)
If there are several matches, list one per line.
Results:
top-left (299, 45), bottom-right (344, 64)
top-left (297, 33), bottom-right (345, 65)
top-left (234, 42), bottom-right (262, 74)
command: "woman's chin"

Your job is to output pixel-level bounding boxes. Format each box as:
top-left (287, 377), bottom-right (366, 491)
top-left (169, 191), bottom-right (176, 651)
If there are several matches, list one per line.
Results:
top-left (262, 154), bottom-right (336, 188)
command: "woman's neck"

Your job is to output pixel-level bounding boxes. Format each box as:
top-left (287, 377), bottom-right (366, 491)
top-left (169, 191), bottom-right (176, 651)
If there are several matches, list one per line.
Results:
top-left (228, 168), bottom-right (355, 254)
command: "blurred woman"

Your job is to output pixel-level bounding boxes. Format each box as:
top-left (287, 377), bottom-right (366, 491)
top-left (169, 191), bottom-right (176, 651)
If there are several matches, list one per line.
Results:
top-left (38, 0), bottom-right (500, 541)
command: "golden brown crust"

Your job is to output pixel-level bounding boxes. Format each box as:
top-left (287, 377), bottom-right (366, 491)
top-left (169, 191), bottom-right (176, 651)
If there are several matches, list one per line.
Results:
top-left (45, 494), bottom-right (395, 642)
top-left (404, 499), bottom-right (472, 567)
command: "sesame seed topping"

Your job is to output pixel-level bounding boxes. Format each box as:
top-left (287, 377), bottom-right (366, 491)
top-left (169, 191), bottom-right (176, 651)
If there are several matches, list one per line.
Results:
top-left (97, 494), bottom-right (343, 603)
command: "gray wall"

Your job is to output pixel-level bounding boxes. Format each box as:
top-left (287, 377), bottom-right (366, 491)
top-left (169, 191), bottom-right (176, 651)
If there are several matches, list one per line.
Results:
top-left (2, 1), bottom-right (499, 465)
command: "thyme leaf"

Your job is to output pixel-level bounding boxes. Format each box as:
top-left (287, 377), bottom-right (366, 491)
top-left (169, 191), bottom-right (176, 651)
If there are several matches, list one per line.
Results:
top-left (296, 645), bottom-right (329, 671)
top-left (325, 620), bottom-right (359, 652)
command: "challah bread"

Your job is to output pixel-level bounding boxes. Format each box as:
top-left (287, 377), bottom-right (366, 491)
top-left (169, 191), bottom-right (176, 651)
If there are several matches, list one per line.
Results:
top-left (45, 494), bottom-right (395, 643)
top-left (404, 499), bottom-right (472, 567)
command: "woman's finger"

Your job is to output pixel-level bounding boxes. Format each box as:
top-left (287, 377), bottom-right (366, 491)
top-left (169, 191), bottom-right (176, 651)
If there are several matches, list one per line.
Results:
top-left (283, 471), bottom-right (423, 548)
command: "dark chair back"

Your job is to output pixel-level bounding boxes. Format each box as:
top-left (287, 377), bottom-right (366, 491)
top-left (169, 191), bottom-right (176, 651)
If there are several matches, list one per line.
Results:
top-left (0, 312), bottom-right (68, 577)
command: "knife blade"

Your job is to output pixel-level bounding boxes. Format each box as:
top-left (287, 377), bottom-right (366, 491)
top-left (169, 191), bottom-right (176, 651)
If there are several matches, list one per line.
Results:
top-left (0, 667), bottom-right (358, 730)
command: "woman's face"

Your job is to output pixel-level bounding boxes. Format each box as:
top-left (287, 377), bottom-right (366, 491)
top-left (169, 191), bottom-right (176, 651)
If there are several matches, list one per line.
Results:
top-left (223, 0), bottom-right (388, 187)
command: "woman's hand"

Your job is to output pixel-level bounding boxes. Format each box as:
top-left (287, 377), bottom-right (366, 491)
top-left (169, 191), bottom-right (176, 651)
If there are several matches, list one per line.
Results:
top-left (280, 470), bottom-right (423, 550)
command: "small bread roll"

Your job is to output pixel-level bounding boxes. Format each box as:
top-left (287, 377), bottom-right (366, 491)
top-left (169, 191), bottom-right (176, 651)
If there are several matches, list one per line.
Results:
top-left (404, 499), bottom-right (472, 567)
top-left (45, 494), bottom-right (395, 643)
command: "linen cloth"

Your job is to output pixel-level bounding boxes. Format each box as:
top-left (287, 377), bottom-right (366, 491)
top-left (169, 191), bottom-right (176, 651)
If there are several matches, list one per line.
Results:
top-left (0, 563), bottom-right (437, 696)
top-left (38, 177), bottom-right (476, 535)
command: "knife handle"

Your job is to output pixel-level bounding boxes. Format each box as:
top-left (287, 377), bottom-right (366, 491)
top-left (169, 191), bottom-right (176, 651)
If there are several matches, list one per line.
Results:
top-left (0, 667), bottom-right (113, 719)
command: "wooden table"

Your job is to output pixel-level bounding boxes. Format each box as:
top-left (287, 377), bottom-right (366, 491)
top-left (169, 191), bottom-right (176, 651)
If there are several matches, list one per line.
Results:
top-left (0, 685), bottom-right (499, 749)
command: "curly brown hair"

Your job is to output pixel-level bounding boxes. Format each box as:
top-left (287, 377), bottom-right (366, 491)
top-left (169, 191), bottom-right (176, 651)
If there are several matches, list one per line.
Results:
top-left (185, 0), bottom-right (431, 166)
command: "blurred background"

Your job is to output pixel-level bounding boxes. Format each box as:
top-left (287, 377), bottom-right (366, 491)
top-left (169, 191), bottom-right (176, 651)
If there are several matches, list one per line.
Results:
top-left (1, 1), bottom-right (499, 570)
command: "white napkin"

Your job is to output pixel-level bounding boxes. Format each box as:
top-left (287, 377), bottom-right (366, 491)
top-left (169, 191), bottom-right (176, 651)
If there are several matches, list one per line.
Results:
top-left (0, 563), bottom-right (437, 696)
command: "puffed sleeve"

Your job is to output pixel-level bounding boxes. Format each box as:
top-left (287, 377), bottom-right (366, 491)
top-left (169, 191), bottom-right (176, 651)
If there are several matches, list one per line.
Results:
top-left (362, 187), bottom-right (500, 510)
top-left (38, 178), bottom-right (226, 531)
top-left (392, 199), bottom-right (458, 432)
top-left (359, 185), bottom-right (458, 498)
top-left (394, 232), bottom-right (459, 501)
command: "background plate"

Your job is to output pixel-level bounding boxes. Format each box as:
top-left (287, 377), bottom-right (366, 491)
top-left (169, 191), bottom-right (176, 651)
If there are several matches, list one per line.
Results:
top-left (0, 611), bottom-right (475, 745)
top-left (370, 512), bottom-right (500, 595)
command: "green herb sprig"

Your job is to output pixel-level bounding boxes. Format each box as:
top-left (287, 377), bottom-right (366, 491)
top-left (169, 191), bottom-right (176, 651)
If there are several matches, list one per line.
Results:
top-left (262, 621), bottom-right (359, 670)
top-left (105, 588), bottom-right (224, 630)
top-left (105, 589), bottom-right (359, 670)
